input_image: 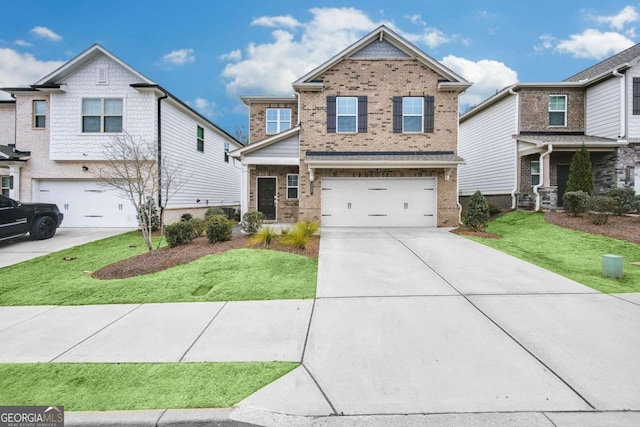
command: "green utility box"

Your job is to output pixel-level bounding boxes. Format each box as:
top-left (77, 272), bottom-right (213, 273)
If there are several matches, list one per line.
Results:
top-left (602, 254), bottom-right (623, 279)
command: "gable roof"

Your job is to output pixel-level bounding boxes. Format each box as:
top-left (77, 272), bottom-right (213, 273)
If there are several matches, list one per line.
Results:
top-left (230, 126), bottom-right (300, 158)
top-left (564, 42), bottom-right (640, 82)
top-left (292, 25), bottom-right (471, 92)
top-left (35, 43), bottom-right (154, 86)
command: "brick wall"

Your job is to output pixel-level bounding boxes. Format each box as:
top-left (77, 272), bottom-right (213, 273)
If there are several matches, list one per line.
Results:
top-left (0, 103), bottom-right (15, 145)
top-left (248, 165), bottom-right (299, 222)
top-left (248, 100), bottom-right (298, 144)
top-left (519, 88), bottom-right (585, 132)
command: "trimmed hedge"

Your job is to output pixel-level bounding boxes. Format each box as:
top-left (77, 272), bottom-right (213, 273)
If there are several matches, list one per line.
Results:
top-left (206, 215), bottom-right (232, 243)
top-left (241, 211), bottom-right (264, 235)
top-left (164, 221), bottom-right (196, 247)
top-left (563, 191), bottom-right (589, 216)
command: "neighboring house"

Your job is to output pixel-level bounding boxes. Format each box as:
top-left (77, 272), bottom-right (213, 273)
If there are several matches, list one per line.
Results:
top-left (0, 100), bottom-right (29, 197)
top-left (459, 44), bottom-right (640, 211)
top-left (231, 26), bottom-right (471, 227)
top-left (1, 44), bottom-right (242, 227)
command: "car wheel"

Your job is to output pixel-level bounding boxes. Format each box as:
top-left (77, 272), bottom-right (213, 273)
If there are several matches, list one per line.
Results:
top-left (30, 216), bottom-right (57, 240)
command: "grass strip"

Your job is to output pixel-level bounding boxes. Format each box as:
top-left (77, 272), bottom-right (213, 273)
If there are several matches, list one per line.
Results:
top-left (0, 362), bottom-right (298, 411)
top-left (464, 211), bottom-right (640, 293)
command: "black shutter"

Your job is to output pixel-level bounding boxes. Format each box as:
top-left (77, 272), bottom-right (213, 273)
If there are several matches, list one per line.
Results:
top-left (634, 78), bottom-right (640, 115)
top-left (424, 95), bottom-right (434, 133)
top-left (358, 96), bottom-right (368, 133)
top-left (392, 96), bottom-right (402, 133)
top-left (327, 96), bottom-right (336, 133)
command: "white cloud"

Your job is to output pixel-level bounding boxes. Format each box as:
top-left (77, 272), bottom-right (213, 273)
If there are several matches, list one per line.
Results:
top-left (555, 29), bottom-right (634, 59)
top-left (594, 5), bottom-right (639, 30)
top-left (221, 7), bottom-right (459, 97)
top-left (0, 48), bottom-right (65, 99)
top-left (251, 15), bottom-right (301, 29)
top-left (192, 97), bottom-right (217, 119)
top-left (161, 48), bottom-right (195, 65)
top-left (441, 55), bottom-right (518, 108)
top-left (14, 40), bottom-right (32, 47)
top-left (30, 26), bottom-right (62, 41)
top-left (534, 34), bottom-right (556, 52)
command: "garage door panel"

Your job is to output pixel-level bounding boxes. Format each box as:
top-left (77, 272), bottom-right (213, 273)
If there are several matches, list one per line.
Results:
top-left (321, 178), bottom-right (437, 227)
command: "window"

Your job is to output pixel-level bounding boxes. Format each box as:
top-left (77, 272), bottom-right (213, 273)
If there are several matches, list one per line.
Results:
top-left (224, 142), bottom-right (230, 163)
top-left (33, 100), bottom-right (46, 128)
top-left (402, 97), bottom-right (423, 133)
top-left (266, 108), bottom-right (291, 134)
top-left (286, 174), bottom-right (299, 199)
top-left (1, 176), bottom-right (12, 196)
top-left (633, 78), bottom-right (640, 115)
top-left (82, 98), bottom-right (122, 132)
top-left (531, 160), bottom-right (540, 187)
top-left (336, 97), bottom-right (357, 133)
top-left (548, 95), bottom-right (567, 126)
top-left (197, 126), bottom-right (204, 152)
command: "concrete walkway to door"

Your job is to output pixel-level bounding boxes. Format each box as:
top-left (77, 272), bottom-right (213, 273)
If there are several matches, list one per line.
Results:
top-left (233, 227), bottom-right (640, 426)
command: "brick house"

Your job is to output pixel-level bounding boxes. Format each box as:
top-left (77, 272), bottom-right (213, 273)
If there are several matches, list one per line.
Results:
top-left (459, 44), bottom-right (640, 210)
top-left (1, 44), bottom-right (242, 226)
top-left (231, 26), bottom-right (471, 227)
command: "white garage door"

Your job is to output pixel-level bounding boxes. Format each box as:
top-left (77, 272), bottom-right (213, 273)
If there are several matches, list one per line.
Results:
top-left (34, 180), bottom-right (138, 227)
top-left (321, 177), bottom-right (437, 227)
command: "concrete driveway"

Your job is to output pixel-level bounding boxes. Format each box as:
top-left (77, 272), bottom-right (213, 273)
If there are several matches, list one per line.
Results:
top-left (0, 228), bottom-right (136, 268)
top-left (234, 227), bottom-right (640, 425)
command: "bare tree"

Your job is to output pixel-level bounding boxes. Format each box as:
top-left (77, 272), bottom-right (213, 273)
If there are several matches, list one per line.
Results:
top-left (97, 132), bottom-right (186, 252)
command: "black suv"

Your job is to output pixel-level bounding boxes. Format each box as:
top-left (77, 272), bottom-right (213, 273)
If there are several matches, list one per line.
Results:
top-left (0, 194), bottom-right (64, 241)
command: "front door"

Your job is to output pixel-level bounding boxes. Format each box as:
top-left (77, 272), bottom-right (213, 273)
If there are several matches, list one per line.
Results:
top-left (257, 177), bottom-right (277, 220)
top-left (557, 164), bottom-right (570, 207)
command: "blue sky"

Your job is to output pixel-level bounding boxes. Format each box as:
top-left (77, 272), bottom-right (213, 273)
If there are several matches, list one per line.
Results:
top-left (1, 0), bottom-right (639, 137)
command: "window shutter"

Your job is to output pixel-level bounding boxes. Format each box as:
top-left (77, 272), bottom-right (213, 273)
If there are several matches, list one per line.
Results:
top-left (327, 96), bottom-right (336, 133)
top-left (424, 95), bottom-right (434, 133)
top-left (392, 96), bottom-right (402, 133)
top-left (358, 96), bottom-right (368, 133)
top-left (634, 78), bottom-right (640, 115)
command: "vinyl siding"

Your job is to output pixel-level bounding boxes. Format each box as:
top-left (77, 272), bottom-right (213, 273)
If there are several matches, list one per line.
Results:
top-left (245, 134), bottom-right (299, 158)
top-left (459, 95), bottom-right (517, 196)
top-left (161, 100), bottom-right (241, 208)
top-left (586, 77), bottom-right (620, 139)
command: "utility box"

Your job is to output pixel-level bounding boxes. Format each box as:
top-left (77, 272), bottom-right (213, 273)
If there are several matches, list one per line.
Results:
top-left (602, 254), bottom-right (623, 279)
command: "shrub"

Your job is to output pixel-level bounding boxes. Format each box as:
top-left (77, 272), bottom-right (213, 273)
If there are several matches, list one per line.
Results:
top-left (137, 196), bottom-right (160, 232)
top-left (563, 191), bottom-right (589, 217)
top-left (587, 195), bottom-right (616, 225)
top-left (281, 221), bottom-right (320, 249)
top-left (206, 215), bottom-right (232, 243)
top-left (180, 213), bottom-right (193, 221)
top-left (250, 226), bottom-right (278, 246)
top-left (164, 221), bottom-right (196, 247)
top-left (607, 188), bottom-right (639, 216)
top-left (205, 207), bottom-right (226, 219)
top-left (566, 144), bottom-right (594, 195)
top-left (190, 218), bottom-right (206, 237)
top-left (241, 211), bottom-right (263, 235)
top-left (464, 191), bottom-right (490, 231)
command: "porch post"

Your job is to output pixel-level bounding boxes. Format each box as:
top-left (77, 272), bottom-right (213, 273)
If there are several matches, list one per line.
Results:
top-left (241, 164), bottom-right (249, 216)
top-left (542, 152), bottom-right (551, 188)
top-left (8, 164), bottom-right (23, 200)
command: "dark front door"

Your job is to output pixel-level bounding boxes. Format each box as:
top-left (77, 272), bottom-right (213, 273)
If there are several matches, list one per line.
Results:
top-left (557, 164), bottom-right (570, 207)
top-left (257, 177), bottom-right (277, 220)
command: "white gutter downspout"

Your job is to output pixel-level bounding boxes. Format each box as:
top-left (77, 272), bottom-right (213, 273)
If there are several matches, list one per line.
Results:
top-left (533, 144), bottom-right (553, 212)
top-left (613, 69), bottom-right (626, 138)
top-left (509, 88), bottom-right (519, 209)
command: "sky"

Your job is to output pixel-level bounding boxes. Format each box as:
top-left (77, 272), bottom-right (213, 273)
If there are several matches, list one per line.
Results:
top-left (1, 0), bottom-right (640, 138)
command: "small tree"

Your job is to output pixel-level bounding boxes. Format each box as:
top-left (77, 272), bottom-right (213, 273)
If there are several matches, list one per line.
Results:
top-left (566, 144), bottom-right (594, 195)
top-left (465, 191), bottom-right (490, 232)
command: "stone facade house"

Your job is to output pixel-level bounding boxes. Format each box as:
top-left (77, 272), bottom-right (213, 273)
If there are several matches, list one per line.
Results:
top-left (459, 44), bottom-right (640, 210)
top-left (231, 26), bottom-right (471, 227)
top-left (1, 44), bottom-right (242, 227)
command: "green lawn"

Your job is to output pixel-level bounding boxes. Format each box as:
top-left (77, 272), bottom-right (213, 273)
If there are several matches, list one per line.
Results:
top-left (0, 362), bottom-right (297, 411)
top-left (464, 211), bottom-right (640, 293)
top-left (0, 232), bottom-right (317, 306)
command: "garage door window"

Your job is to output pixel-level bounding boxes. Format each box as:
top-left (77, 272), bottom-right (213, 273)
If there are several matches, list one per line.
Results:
top-left (287, 174), bottom-right (299, 199)
top-left (82, 98), bottom-right (123, 133)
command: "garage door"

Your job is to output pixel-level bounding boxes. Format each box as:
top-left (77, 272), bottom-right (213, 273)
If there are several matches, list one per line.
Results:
top-left (321, 177), bottom-right (437, 227)
top-left (34, 180), bottom-right (138, 227)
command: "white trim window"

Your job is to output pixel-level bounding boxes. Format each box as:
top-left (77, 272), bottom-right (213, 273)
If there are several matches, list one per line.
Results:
top-left (82, 98), bottom-right (123, 133)
top-left (531, 160), bottom-right (540, 187)
top-left (402, 97), bottom-right (423, 133)
top-left (286, 174), bottom-right (299, 199)
top-left (548, 95), bottom-right (567, 127)
top-left (224, 141), bottom-right (230, 162)
top-left (33, 100), bottom-right (46, 128)
top-left (337, 97), bottom-right (357, 133)
top-left (266, 108), bottom-right (291, 134)
top-left (197, 126), bottom-right (204, 152)
top-left (1, 176), bottom-right (11, 196)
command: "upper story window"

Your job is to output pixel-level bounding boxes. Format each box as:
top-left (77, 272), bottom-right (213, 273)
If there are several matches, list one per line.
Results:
top-left (266, 108), bottom-right (291, 134)
top-left (548, 95), bottom-right (567, 127)
top-left (326, 96), bottom-right (368, 133)
top-left (393, 96), bottom-right (434, 133)
top-left (402, 97), bottom-right (424, 133)
top-left (33, 100), bottom-right (46, 128)
top-left (197, 126), bottom-right (204, 152)
top-left (82, 98), bottom-right (122, 133)
top-left (224, 142), bottom-right (230, 162)
top-left (633, 78), bottom-right (640, 115)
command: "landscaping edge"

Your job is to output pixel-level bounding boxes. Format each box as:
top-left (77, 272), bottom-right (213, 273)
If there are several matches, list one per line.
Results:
top-left (66, 407), bottom-right (257, 426)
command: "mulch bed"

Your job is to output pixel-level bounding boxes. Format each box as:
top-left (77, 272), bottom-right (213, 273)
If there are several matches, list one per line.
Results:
top-left (544, 211), bottom-right (640, 245)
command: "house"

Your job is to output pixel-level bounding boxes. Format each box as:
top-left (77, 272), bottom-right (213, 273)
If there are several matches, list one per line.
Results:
top-left (459, 44), bottom-right (640, 211)
top-left (231, 26), bottom-right (471, 227)
top-left (1, 44), bottom-right (242, 227)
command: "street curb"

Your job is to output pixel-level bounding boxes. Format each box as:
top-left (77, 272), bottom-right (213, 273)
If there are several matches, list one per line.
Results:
top-left (65, 408), bottom-right (259, 427)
